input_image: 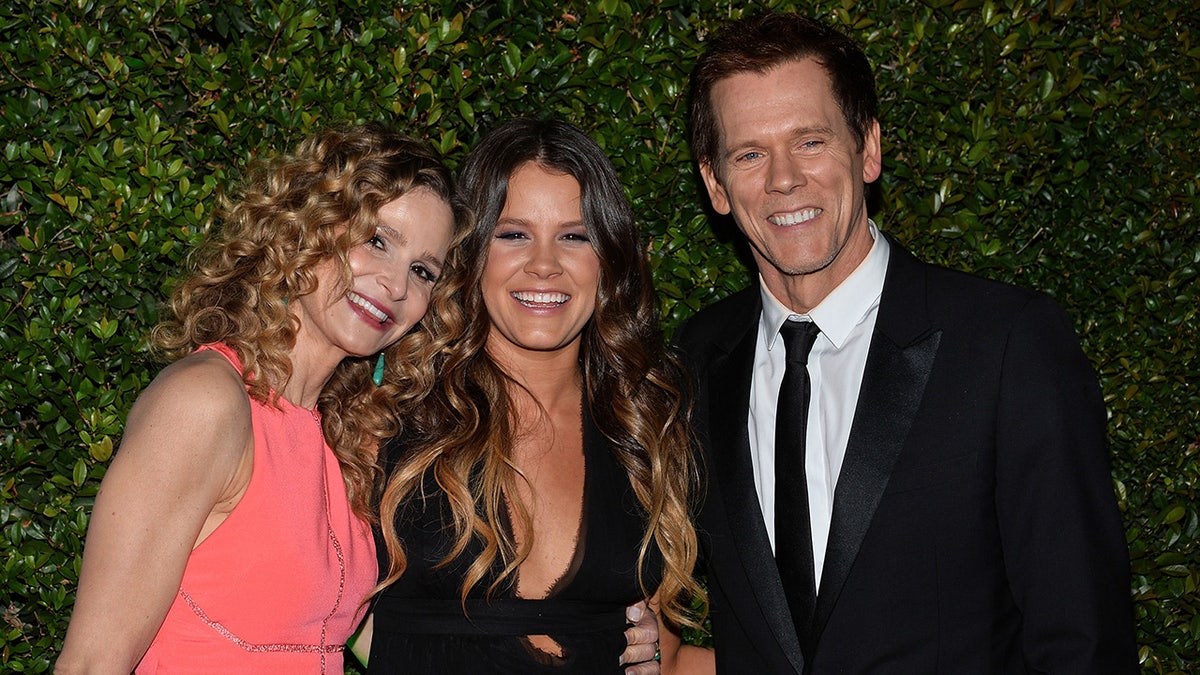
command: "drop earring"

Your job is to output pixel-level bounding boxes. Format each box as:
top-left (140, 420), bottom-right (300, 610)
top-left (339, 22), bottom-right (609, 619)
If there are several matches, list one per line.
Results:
top-left (372, 352), bottom-right (386, 387)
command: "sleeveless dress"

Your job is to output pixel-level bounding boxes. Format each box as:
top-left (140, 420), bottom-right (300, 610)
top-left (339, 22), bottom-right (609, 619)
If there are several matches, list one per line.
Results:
top-left (137, 343), bottom-right (376, 673)
top-left (368, 407), bottom-right (663, 673)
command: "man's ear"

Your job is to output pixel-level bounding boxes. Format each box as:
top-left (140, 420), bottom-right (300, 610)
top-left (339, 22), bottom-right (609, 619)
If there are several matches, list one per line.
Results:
top-left (699, 161), bottom-right (732, 215)
top-left (862, 118), bottom-right (882, 183)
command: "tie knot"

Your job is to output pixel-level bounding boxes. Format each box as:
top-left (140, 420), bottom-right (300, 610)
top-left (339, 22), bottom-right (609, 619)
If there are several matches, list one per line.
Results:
top-left (779, 320), bottom-right (821, 366)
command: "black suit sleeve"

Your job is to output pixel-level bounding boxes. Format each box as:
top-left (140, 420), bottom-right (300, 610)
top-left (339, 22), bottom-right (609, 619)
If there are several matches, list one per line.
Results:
top-left (994, 294), bottom-right (1136, 672)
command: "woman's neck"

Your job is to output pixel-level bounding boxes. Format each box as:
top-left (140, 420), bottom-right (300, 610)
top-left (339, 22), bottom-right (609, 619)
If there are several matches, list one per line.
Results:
top-left (486, 336), bottom-right (584, 410)
top-left (279, 345), bottom-right (340, 410)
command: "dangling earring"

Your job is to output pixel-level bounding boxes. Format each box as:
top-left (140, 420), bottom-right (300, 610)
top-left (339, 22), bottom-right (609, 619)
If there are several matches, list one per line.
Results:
top-left (372, 352), bottom-right (386, 387)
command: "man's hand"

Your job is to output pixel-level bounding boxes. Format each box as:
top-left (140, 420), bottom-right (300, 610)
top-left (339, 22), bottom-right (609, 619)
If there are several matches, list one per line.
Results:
top-left (619, 600), bottom-right (660, 675)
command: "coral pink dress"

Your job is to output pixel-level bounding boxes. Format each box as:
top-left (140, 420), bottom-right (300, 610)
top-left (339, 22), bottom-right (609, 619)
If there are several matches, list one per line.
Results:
top-left (137, 343), bottom-right (376, 673)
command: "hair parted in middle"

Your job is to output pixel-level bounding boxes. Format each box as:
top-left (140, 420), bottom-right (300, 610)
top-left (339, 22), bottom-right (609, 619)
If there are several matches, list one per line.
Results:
top-left (688, 11), bottom-right (879, 174)
top-left (378, 117), bottom-right (706, 630)
top-left (152, 123), bottom-right (472, 519)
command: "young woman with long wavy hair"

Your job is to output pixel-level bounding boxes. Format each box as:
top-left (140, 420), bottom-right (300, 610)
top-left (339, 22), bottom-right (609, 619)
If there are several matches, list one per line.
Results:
top-left (366, 118), bottom-right (706, 674)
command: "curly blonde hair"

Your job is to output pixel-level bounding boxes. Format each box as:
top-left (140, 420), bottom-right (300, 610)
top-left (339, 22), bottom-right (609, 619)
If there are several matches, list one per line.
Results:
top-left (153, 124), bottom-right (469, 520)
top-left (378, 118), bottom-right (707, 631)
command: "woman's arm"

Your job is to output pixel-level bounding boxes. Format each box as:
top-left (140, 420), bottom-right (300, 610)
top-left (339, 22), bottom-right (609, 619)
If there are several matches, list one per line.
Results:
top-left (348, 612), bottom-right (373, 667)
top-left (651, 592), bottom-right (714, 675)
top-left (56, 353), bottom-right (254, 674)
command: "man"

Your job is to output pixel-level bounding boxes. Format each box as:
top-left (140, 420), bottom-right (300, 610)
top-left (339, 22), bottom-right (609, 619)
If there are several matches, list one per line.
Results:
top-left (671, 12), bottom-right (1136, 673)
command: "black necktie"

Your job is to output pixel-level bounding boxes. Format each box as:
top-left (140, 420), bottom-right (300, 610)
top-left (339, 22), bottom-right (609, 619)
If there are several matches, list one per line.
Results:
top-left (775, 319), bottom-right (821, 657)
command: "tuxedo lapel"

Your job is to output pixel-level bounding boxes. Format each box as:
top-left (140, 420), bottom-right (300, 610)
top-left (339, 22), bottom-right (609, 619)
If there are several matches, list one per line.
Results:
top-left (813, 241), bottom-right (941, 641)
top-left (703, 298), bottom-right (807, 673)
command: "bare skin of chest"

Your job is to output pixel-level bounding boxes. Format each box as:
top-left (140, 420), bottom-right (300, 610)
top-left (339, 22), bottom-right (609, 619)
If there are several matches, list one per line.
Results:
top-left (508, 403), bottom-right (586, 659)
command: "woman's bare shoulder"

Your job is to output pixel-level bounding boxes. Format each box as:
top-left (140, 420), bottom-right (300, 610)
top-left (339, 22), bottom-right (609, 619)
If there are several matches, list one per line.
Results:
top-left (118, 350), bottom-right (253, 471)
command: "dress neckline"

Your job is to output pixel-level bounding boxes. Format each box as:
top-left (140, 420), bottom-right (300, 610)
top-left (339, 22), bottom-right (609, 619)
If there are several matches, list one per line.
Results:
top-left (509, 402), bottom-right (592, 601)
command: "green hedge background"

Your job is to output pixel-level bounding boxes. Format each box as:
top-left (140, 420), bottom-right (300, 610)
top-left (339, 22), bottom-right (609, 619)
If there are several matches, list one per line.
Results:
top-left (2, 0), bottom-right (1196, 671)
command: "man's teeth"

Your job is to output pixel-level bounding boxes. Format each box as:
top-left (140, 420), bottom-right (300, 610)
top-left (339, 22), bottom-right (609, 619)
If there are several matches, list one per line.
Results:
top-left (348, 292), bottom-right (388, 322)
top-left (512, 291), bottom-right (569, 306)
top-left (769, 208), bottom-right (822, 226)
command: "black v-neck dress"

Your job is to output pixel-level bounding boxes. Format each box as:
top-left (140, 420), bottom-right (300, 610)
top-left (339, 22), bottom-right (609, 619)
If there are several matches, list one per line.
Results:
top-left (368, 409), bottom-right (663, 673)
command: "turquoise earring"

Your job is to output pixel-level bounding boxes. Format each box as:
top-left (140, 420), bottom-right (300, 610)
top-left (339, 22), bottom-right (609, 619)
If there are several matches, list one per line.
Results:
top-left (372, 352), bottom-right (386, 386)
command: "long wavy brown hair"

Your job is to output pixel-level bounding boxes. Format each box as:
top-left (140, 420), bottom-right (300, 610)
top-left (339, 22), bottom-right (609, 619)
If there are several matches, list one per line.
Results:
top-left (153, 124), bottom-right (469, 520)
top-left (378, 118), bottom-right (706, 630)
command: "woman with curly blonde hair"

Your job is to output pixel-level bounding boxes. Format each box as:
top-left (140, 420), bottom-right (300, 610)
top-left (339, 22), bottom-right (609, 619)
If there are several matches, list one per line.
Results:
top-left (367, 118), bottom-right (708, 674)
top-left (57, 124), bottom-right (468, 674)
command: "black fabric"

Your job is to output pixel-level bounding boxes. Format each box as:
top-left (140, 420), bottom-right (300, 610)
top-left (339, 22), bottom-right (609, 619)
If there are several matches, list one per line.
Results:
top-left (674, 237), bottom-right (1136, 674)
top-left (368, 406), bottom-right (662, 674)
top-left (773, 319), bottom-right (821, 659)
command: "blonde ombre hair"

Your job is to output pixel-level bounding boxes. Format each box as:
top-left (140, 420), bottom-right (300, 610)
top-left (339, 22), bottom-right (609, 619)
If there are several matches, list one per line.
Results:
top-left (378, 118), bottom-right (706, 631)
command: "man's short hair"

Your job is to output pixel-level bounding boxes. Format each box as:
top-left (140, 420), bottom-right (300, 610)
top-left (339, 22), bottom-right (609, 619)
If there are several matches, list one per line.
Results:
top-left (688, 12), bottom-right (878, 171)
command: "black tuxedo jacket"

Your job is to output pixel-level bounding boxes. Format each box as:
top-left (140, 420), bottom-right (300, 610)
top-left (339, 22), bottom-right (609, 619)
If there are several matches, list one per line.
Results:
top-left (675, 238), bottom-right (1135, 673)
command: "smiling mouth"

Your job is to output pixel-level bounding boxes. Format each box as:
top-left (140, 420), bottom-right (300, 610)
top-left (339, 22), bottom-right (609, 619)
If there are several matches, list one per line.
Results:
top-left (768, 208), bottom-right (822, 226)
top-left (512, 291), bottom-right (569, 308)
top-left (347, 291), bottom-right (390, 323)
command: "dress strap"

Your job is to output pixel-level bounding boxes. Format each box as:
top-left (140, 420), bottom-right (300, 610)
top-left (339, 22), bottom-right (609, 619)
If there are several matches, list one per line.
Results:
top-left (196, 342), bottom-right (243, 374)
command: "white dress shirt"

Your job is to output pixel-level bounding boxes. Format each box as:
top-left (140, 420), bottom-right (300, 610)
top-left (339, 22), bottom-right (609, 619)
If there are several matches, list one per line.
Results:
top-left (749, 222), bottom-right (890, 586)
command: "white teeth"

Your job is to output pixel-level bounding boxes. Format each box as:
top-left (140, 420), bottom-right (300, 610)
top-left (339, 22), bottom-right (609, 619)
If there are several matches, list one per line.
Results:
top-left (347, 291), bottom-right (388, 322)
top-left (512, 291), bottom-right (569, 306)
top-left (769, 208), bottom-right (822, 226)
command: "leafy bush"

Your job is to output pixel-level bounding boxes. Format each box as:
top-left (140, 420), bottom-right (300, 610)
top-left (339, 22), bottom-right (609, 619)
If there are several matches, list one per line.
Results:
top-left (2, 0), bottom-right (1195, 672)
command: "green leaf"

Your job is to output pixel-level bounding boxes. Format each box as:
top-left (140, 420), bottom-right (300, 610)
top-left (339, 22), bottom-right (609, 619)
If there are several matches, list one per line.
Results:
top-left (73, 459), bottom-right (88, 486)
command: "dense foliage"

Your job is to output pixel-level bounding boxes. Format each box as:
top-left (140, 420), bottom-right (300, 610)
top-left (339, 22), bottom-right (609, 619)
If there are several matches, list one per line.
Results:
top-left (2, 0), bottom-right (1196, 671)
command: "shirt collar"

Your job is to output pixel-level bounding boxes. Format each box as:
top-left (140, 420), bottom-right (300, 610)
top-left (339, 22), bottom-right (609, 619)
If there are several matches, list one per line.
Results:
top-left (760, 220), bottom-right (890, 352)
